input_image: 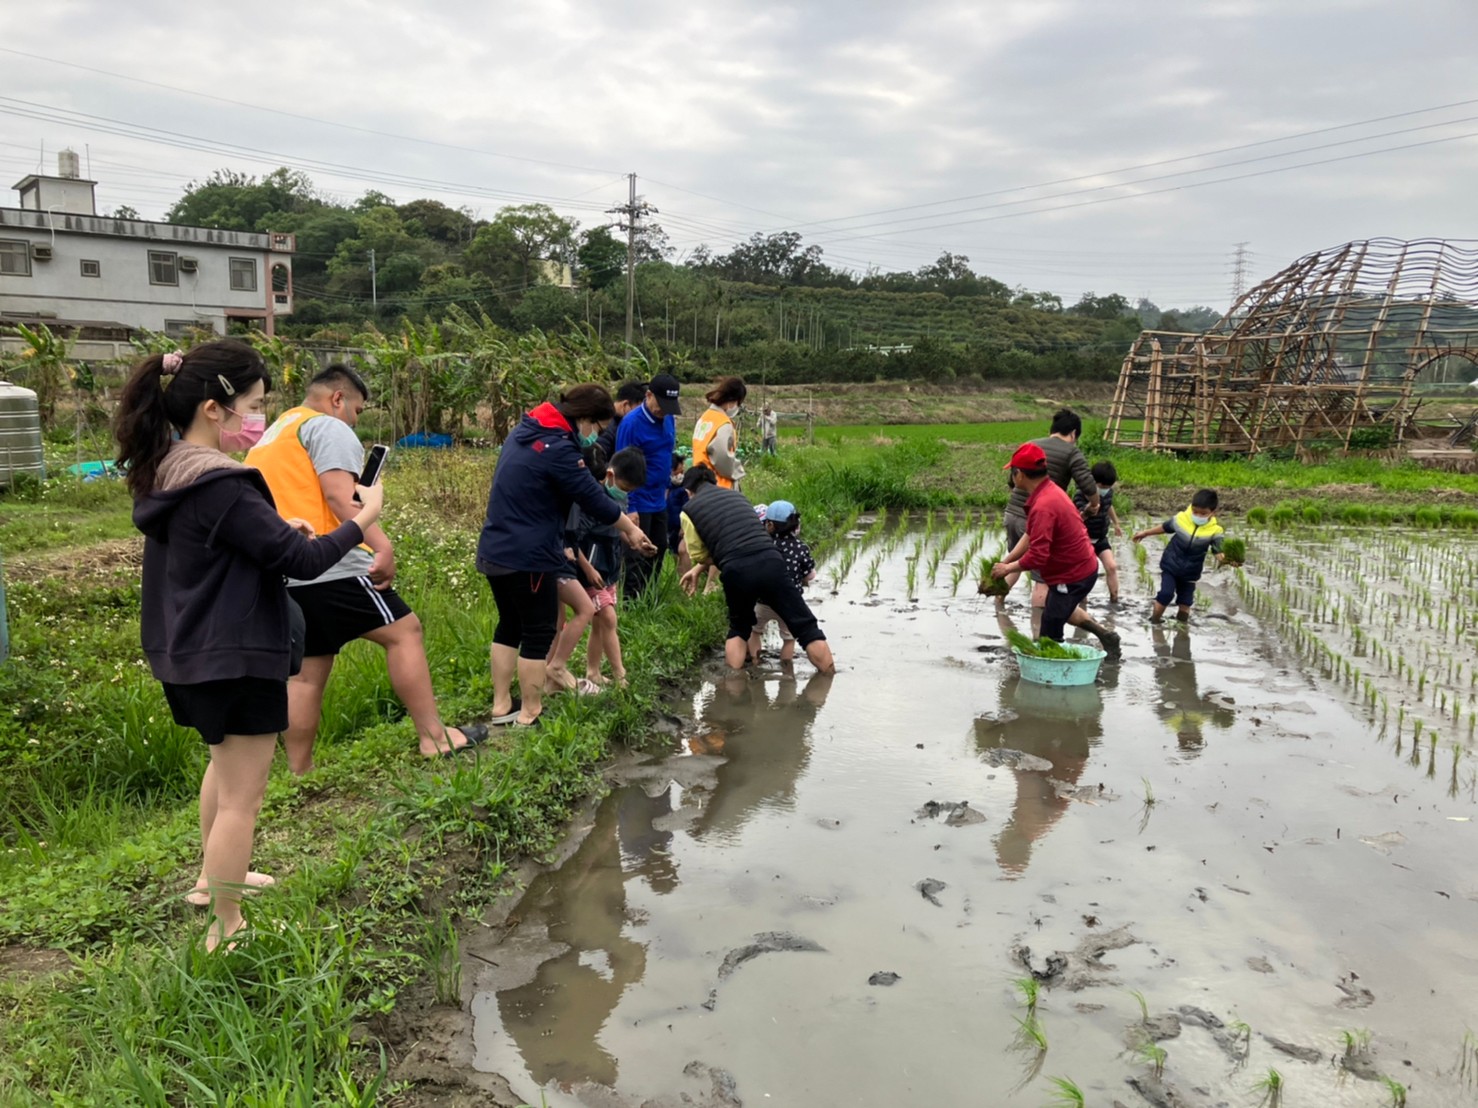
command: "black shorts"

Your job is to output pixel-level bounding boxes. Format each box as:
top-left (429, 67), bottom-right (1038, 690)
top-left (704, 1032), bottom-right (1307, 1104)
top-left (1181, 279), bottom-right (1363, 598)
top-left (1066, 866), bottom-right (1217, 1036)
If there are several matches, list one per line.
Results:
top-left (1041, 570), bottom-right (1098, 642)
top-left (721, 554), bottom-right (825, 647)
top-left (162, 676), bottom-right (288, 745)
top-left (1091, 534), bottom-right (1112, 555)
top-left (289, 577), bottom-right (414, 657)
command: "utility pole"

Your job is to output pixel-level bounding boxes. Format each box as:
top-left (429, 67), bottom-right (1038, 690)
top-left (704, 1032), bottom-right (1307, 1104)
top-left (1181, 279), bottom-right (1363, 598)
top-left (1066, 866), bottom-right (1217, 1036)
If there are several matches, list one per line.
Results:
top-left (369, 248), bottom-right (378, 309)
top-left (608, 174), bottom-right (657, 350)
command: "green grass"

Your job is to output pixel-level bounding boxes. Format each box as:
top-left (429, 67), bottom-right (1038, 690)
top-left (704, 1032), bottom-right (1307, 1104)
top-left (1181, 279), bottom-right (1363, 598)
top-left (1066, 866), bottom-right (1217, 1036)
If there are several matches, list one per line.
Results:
top-left (805, 419), bottom-right (1478, 505)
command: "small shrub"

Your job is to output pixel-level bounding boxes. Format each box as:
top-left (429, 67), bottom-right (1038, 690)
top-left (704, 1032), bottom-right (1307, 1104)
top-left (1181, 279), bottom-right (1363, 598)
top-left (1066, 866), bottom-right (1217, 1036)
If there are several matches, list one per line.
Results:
top-left (1246, 506), bottom-right (1269, 527)
top-left (1300, 505), bottom-right (1323, 525)
top-left (1271, 507), bottom-right (1296, 528)
top-left (1414, 507), bottom-right (1442, 527)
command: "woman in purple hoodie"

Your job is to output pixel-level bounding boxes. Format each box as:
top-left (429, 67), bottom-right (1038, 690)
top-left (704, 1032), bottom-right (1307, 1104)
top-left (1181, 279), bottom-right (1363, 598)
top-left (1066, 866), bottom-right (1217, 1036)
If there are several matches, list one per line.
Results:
top-left (116, 340), bottom-right (384, 951)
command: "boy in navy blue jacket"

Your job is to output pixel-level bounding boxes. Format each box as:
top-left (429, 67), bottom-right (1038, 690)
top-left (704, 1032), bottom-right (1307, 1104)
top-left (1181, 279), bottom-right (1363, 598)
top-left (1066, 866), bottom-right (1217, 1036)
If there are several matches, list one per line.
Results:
top-left (1132, 488), bottom-right (1227, 622)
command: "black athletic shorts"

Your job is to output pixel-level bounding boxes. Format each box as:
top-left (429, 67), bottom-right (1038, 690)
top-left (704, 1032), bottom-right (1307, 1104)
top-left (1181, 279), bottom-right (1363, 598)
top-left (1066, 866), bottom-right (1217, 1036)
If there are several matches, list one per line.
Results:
top-left (163, 676), bottom-right (288, 745)
top-left (289, 576), bottom-right (414, 657)
top-left (1091, 535), bottom-right (1112, 555)
top-left (720, 553), bottom-right (825, 647)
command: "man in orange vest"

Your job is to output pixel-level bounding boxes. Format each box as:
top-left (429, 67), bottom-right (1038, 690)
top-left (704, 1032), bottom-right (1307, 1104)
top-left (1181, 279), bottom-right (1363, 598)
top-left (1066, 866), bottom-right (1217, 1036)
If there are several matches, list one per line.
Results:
top-left (247, 365), bottom-right (487, 772)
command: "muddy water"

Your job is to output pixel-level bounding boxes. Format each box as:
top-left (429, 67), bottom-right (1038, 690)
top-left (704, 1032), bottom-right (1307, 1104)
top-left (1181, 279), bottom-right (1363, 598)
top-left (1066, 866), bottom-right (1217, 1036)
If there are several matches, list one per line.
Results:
top-left (467, 525), bottom-right (1478, 1107)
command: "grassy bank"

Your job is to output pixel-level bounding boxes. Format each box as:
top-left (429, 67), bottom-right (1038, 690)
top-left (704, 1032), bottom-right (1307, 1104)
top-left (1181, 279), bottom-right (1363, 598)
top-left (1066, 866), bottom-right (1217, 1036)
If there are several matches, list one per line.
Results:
top-left (0, 451), bottom-right (732, 1105)
top-left (789, 420), bottom-right (1478, 513)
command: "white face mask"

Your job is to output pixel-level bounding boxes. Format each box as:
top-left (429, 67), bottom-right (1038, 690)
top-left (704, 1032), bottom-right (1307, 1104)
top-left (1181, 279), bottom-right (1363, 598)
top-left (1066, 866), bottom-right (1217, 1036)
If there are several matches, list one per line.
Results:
top-left (1190, 514), bottom-right (1211, 527)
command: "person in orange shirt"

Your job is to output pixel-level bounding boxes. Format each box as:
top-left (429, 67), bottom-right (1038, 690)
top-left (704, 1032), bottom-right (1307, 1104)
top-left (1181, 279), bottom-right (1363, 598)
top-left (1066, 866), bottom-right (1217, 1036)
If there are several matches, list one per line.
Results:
top-left (691, 376), bottom-right (747, 489)
top-left (247, 365), bottom-right (487, 772)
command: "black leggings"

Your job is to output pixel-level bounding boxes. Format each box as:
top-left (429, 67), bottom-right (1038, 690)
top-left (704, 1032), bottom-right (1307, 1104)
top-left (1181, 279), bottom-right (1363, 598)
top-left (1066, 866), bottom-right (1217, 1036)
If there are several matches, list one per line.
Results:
top-left (486, 572), bottom-right (560, 660)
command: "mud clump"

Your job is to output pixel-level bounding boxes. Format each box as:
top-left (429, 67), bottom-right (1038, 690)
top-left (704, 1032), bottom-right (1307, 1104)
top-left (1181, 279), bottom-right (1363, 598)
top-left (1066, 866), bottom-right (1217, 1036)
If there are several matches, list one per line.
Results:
top-left (1125, 1073), bottom-right (1217, 1108)
top-left (1262, 1034), bottom-right (1324, 1063)
top-left (868, 971), bottom-right (901, 986)
top-left (915, 800), bottom-right (987, 826)
top-left (1015, 924), bottom-right (1139, 990)
top-left (980, 748), bottom-right (1054, 772)
top-left (702, 932), bottom-right (826, 1011)
top-left (916, 878), bottom-right (947, 906)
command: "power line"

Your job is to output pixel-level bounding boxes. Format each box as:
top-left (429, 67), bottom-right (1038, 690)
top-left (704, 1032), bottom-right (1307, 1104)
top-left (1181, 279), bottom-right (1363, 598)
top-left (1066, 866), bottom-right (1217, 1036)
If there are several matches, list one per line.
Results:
top-left (0, 98), bottom-right (619, 216)
top-left (763, 96), bottom-right (1478, 234)
top-left (814, 128), bottom-right (1478, 243)
top-left (801, 113), bottom-right (1478, 242)
top-left (0, 46), bottom-right (624, 178)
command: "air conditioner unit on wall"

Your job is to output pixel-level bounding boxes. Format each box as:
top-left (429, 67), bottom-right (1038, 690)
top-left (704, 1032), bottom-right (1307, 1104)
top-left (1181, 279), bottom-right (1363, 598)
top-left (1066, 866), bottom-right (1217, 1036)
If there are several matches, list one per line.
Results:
top-left (30, 244), bottom-right (53, 261)
top-left (179, 256), bottom-right (199, 273)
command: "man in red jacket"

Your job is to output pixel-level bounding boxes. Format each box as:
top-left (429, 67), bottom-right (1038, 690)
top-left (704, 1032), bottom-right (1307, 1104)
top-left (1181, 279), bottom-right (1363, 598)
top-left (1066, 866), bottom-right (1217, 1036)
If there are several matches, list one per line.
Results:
top-left (991, 443), bottom-right (1120, 652)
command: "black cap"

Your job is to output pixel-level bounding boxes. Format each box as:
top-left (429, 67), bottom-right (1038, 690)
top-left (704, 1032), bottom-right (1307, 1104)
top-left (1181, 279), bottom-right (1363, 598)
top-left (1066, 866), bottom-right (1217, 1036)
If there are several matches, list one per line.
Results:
top-left (648, 372), bottom-right (683, 416)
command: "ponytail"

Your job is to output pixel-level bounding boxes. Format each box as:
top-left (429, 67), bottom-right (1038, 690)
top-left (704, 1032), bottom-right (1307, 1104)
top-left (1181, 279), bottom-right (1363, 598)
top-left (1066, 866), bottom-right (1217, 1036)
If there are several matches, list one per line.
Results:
top-left (114, 339), bottom-right (271, 497)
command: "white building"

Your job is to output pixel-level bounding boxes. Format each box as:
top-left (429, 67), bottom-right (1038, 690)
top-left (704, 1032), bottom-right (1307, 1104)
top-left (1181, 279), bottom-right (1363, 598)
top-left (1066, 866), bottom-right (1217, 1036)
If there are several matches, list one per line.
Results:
top-left (0, 150), bottom-right (295, 339)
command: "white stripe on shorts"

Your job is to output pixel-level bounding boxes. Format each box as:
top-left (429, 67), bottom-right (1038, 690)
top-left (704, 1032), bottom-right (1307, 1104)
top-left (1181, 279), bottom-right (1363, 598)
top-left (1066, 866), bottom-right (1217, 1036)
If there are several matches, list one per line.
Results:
top-left (355, 576), bottom-right (396, 625)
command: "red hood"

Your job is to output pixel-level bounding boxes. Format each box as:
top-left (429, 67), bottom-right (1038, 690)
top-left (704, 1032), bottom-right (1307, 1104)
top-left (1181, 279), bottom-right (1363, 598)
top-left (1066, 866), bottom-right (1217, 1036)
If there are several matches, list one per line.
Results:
top-left (528, 402), bottom-right (571, 432)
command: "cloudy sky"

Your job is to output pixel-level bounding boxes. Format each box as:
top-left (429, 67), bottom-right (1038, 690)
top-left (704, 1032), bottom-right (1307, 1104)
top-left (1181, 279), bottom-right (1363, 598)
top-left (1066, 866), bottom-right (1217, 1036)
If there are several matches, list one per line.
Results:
top-left (3, 0), bottom-right (1475, 309)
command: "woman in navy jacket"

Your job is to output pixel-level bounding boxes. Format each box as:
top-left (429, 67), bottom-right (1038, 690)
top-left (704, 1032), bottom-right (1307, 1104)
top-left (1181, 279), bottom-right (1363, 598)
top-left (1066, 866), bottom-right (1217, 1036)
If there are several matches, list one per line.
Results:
top-left (116, 340), bottom-right (384, 951)
top-left (477, 384), bottom-right (656, 727)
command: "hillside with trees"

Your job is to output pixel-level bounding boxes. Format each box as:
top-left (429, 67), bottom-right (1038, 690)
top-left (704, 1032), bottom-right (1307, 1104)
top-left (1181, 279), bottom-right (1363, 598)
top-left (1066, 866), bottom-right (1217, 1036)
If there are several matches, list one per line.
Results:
top-left (161, 168), bottom-right (1221, 383)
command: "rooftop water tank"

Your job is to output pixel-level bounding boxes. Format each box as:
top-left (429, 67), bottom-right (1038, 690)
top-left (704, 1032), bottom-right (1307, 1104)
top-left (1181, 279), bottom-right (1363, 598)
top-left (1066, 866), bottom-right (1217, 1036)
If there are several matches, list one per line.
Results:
top-left (0, 381), bottom-right (47, 488)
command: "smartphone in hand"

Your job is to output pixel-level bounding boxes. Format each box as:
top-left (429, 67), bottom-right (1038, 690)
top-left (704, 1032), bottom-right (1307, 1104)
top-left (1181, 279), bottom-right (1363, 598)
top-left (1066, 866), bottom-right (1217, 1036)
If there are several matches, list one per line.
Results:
top-left (360, 444), bottom-right (390, 487)
top-left (353, 444), bottom-right (390, 503)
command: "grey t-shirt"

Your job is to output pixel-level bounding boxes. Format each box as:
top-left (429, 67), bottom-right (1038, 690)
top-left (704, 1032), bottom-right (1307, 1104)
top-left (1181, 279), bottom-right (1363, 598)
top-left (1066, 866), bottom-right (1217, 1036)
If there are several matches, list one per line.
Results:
top-left (1004, 436), bottom-right (1097, 523)
top-left (287, 415), bottom-right (374, 586)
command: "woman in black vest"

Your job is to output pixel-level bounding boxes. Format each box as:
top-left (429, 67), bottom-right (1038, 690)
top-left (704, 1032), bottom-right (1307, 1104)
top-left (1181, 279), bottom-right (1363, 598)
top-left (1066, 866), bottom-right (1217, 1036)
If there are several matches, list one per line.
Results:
top-left (676, 467), bottom-right (835, 673)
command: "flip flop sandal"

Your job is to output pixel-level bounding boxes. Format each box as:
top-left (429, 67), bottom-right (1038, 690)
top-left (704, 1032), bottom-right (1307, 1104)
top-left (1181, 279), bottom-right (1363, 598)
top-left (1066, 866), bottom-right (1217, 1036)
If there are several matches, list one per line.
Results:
top-left (490, 699), bottom-right (523, 725)
top-left (509, 715), bottom-right (542, 730)
top-left (435, 722), bottom-right (491, 757)
top-left (573, 678), bottom-right (602, 696)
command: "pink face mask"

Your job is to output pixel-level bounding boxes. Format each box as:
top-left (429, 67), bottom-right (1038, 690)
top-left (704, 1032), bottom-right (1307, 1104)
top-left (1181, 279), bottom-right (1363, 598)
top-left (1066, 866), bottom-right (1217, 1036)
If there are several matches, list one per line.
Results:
top-left (220, 410), bottom-right (267, 452)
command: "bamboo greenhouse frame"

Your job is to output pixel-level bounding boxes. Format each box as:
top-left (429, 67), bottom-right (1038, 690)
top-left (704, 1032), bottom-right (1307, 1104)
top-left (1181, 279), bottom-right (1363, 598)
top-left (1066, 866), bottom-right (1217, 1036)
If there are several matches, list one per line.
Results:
top-left (1106, 238), bottom-right (1478, 455)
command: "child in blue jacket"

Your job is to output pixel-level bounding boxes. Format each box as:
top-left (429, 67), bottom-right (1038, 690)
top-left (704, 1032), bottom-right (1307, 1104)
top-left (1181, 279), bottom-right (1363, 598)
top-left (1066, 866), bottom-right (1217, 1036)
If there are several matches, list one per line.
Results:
top-left (1132, 488), bottom-right (1227, 622)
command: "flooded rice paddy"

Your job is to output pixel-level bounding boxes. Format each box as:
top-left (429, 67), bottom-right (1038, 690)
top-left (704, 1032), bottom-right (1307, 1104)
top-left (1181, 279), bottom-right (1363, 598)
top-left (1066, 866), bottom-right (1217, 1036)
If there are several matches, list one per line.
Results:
top-left (465, 513), bottom-right (1478, 1107)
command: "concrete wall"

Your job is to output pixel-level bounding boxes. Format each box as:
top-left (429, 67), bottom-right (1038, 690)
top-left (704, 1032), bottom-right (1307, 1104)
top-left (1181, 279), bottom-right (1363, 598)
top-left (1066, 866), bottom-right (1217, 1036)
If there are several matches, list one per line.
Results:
top-left (0, 208), bottom-right (292, 334)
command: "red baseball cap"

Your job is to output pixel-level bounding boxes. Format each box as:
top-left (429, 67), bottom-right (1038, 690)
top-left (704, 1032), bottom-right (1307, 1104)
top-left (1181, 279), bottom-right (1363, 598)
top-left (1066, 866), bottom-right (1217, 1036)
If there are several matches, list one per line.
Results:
top-left (1003, 442), bottom-right (1047, 470)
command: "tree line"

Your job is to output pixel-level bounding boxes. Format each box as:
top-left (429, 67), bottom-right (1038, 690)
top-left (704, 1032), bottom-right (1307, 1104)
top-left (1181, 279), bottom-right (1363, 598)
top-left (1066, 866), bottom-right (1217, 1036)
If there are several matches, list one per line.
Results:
top-left (160, 168), bottom-right (1221, 382)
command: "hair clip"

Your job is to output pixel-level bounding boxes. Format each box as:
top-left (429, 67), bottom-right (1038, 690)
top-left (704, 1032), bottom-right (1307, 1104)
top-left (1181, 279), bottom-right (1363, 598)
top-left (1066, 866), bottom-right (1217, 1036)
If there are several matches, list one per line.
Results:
top-left (161, 352), bottom-right (184, 376)
top-left (217, 374), bottom-right (236, 397)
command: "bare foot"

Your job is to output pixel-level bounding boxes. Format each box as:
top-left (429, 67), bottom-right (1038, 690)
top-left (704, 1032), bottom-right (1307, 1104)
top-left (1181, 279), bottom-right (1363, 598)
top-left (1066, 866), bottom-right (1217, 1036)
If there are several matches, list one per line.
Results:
top-left (187, 871), bottom-right (274, 907)
top-left (585, 672), bottom-right (610, 687)
top-left (545, 665), bottom-right (578, 693)
top-left (205, 915), bottom-right (249, 954)
top-left (611, 672), bottom-right (628, 688)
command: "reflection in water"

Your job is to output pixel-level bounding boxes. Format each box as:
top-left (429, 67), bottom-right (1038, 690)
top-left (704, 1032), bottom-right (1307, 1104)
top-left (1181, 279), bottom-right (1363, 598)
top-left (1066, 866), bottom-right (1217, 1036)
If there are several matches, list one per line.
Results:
top-left (496, 797), bottom-right (646, 1089)
top-left (493, 667), bottom-right (834, 1091)
top-left (976, 608), bottom-right (1105, 877)
top-left (694, 669), bottom-right (834, 841)
top-left (1151, 626), bottom-right (1235, 755)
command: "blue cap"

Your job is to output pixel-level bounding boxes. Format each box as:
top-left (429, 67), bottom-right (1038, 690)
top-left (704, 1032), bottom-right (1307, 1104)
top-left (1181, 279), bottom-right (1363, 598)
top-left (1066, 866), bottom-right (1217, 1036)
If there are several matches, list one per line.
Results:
top-left (766, 500), bottom-right (796, 524)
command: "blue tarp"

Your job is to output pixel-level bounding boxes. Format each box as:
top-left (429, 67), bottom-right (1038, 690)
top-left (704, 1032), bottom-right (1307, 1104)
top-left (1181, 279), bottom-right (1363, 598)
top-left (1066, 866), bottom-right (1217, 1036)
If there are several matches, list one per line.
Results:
top-left (65, 461), bottom-right (121, 481)
top-left (395, 432), bottom-right (454, 449)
